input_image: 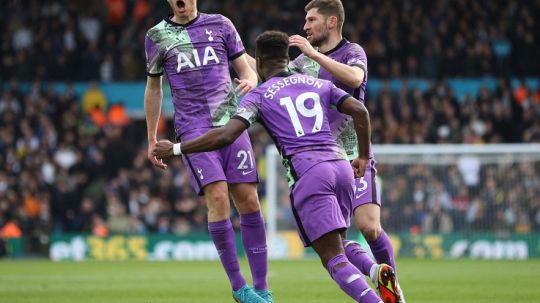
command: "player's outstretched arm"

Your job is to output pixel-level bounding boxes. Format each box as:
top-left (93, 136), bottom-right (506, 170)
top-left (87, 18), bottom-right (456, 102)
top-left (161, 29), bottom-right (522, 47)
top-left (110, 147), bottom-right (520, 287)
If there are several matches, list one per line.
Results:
top-left (338, 97), bottom-right (371, 177)
top-left (289, 35), bottom-right (364, 88)
top-left (244, 54), bottom-right (266, 82)
top-left (231, 54), bottom-right (258, 96)
top-left (144, 75), bottom-right (167, 170)
top-left (245, 54), bottom-right (257, 74)
top-left (153, 119), bottom-right (248, 160)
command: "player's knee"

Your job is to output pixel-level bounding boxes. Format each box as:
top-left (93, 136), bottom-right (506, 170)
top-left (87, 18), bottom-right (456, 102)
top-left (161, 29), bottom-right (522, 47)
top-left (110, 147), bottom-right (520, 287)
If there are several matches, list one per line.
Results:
top-left (319, 249), bottom-right (349, 270)
top-left (237, 193), bottom-right (260, 214)
top-left (318, 251), bottom-right (337, 268)
top-left (232, 187), bottom-right (261, 214)
top-left (206, 192), bottom-right (230, 219)
top-left (313, 237), bottom-right (344, 267)
top-left (360, 224), bottom-right (382, 242)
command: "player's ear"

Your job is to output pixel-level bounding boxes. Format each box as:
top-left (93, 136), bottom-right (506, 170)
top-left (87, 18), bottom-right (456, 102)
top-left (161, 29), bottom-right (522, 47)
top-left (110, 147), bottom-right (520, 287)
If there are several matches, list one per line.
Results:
top-left (327, 16), bottom-right (337, 30)
top-left (256, 56), bottom-right (265, 81)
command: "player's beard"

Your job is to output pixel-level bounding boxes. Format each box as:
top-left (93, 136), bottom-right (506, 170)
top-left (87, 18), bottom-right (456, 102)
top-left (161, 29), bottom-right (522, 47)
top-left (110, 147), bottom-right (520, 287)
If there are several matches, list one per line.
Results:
top-left (309, 28), bottom-right (329, 48)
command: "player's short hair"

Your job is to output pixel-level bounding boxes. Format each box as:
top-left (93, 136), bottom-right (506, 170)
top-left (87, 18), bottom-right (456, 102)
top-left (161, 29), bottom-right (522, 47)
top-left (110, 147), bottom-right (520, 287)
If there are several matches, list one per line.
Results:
top-left (255, 31), bottom-right (289, 61)
top-left (305, 0), bottom-right (345, 32)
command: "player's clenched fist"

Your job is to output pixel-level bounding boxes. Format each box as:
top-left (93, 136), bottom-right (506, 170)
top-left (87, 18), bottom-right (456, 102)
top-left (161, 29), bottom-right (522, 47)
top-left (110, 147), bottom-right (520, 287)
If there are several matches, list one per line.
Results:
top-left (351, 157), bottom-right (368, 178)
top-left (234, 78), bottom-right (255, 96)
top-left (148, 140), bottom-right (168, 170)
top-left (152, 139), bottom-right (175, 160)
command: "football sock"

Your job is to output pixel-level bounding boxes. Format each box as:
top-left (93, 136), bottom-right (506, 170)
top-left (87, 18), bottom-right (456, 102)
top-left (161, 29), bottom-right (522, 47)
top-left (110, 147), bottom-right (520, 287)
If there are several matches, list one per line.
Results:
top-left (368, 229), bottom-right (396, 270)
top-left (240, 210), bottom-right (268, 290)
top-left (343, 240), bottom-right (377, 277)
top-left (208, 219), bottom-right (246, 291)
top-left (327, 254), bottom-right (382, 303)
top-left (369, 264), bottom-right (378, 284)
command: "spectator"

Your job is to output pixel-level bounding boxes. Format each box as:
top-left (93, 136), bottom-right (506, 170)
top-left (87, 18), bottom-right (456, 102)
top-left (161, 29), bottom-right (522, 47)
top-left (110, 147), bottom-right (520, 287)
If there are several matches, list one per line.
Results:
top-left (133, 0), bottom-right (151, 23)
top-left (0, 213), bottom-right (22, 239)
top-left (106, 0), bottom-right (127, 28)
top-left (422, 199), bottom-right (454, 234)
top-left (92, 214), bottom-right (109, 237)
top-left (12, 21), bottom-right (32, 51)
top-left (82, 82), bottom-right (108, 114)
top-left (100, 53), bottom-right (116, 83)
top-left (452, 186), bottom-right (471, 230)
top-left (428, 181), bottom-right (453, 211)
top-left (79, 11), bottom-right (101, 45)
top-left (107, 103), bottom-right (129, 127)
top-left (106, 201), bottom-right (132, 233)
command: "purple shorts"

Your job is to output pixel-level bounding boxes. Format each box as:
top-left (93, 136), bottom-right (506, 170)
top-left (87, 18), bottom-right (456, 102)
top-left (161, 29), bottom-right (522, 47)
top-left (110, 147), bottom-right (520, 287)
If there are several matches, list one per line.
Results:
top-left (180, 128), bottom-right (258, 194)
top-left (352, 158), bottom-right (381, 210)
top-left (290, 160), bottom-right (354, 247)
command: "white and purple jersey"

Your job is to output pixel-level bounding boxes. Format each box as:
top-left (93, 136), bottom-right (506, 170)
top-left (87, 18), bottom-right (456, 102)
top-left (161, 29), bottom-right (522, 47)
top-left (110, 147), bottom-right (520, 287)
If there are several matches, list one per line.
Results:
top-left (145, 13), bottom-right (245, 137)
top-left (234, 72), bottom-right (350, 186)
top-left (289, 39), bottom-right (370, 160)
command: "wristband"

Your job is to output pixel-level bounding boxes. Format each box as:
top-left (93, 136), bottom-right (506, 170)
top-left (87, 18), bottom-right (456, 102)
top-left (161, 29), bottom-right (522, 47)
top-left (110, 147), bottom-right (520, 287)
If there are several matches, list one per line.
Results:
top-left (173, 143), bottom-right (182, 156)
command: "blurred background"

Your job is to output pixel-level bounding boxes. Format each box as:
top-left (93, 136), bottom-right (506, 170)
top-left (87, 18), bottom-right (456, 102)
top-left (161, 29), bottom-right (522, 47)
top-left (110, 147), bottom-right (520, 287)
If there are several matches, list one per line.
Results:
top-left (0, 0), bottom-right (539, 260)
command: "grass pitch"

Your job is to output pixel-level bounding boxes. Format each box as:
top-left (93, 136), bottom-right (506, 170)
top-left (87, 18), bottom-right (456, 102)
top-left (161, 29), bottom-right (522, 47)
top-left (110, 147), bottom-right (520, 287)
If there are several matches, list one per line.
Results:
top-left (1, 258), bottom-right (539, 303)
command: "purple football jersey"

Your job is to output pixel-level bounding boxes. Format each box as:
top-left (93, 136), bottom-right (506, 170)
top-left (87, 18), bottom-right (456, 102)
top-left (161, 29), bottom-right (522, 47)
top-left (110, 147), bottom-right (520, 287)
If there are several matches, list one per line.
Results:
top-left (145, 13), bottom-right (245, 137)
top-left (289, 39), bottom-right (370, 160)
top-left (234, 72), bottom-right (350, 185)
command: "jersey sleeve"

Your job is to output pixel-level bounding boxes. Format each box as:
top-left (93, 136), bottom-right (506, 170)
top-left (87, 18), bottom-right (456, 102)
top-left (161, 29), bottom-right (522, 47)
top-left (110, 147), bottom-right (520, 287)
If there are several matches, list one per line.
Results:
top-left (345, 43), bottom-right (368, 74)
top-left (222, 16), bottom-right (246, 60)
top-left (145, 34), bottom-right (163, 77)
top-left (328, 83), bottom-right (352, 112)
top-left (232, 92), bottom-right (262, 126)
top-left (288, 55), bottom-right (303, 73)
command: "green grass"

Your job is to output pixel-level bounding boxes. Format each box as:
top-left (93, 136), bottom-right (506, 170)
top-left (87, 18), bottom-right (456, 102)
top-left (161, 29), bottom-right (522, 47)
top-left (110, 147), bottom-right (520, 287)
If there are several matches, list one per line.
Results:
top-left (1, 259), bottom-right (540, 302)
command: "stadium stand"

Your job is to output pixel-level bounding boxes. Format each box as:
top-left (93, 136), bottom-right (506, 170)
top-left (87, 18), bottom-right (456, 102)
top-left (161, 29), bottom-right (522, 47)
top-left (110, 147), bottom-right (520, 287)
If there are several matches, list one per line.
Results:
top-left (0, 0), bottom-right (539, 254)
top-left (1, 0), bottom-right (539, 82)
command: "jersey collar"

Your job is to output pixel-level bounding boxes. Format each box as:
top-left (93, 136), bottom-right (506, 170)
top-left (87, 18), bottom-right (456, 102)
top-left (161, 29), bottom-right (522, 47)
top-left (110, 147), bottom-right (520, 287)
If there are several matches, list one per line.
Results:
top-left (270, 71), bottom-right (294, 79)
top-left (164, 12), bottom-right (201, 27)
top-left (323, 38), bottom-right (347, 55)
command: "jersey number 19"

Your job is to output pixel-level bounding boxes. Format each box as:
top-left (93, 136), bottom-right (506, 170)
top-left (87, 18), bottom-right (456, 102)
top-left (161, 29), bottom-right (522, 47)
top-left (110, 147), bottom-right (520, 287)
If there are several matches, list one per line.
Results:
top-left (279, 92), bottom-right (323, 137)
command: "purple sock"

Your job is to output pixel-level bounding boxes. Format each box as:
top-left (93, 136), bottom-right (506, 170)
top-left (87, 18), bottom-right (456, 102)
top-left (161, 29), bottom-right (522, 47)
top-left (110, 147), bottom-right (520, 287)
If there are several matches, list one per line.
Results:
top-left (327, 254), bottom-right (382, 303)
top-left (240, 210), bottom-right (268, 290)
top-left (367, 229), bottom-right (396, 270)
top-left (343, 240), bottom-right (376, 276)
top-left (208, 219), bottom-right (246, 291)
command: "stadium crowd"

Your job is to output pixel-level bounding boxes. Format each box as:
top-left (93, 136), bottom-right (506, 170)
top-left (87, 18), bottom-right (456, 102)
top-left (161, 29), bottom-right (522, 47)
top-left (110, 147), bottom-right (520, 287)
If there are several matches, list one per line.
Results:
top-left (377, 159), bottom-right (540, 234)
top-left (1, 0), bottom-right (539, 82)
top-left (0, 0), bottom-right (539, 254)
top-left (1, 79), bottom-right (539, 253)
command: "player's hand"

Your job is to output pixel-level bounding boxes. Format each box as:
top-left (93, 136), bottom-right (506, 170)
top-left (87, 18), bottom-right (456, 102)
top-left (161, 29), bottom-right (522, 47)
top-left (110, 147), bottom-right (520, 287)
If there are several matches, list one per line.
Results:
top-left (152, 139), bottom-right (175, 160)
top-left (148, 140), bottom-right (168, 170)
top-left (351, 157), bottom-right (369, 178)
top-left (289, 35), bottom-right (318, 58)
top-left (234, 78), bottom-right (255, 96)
